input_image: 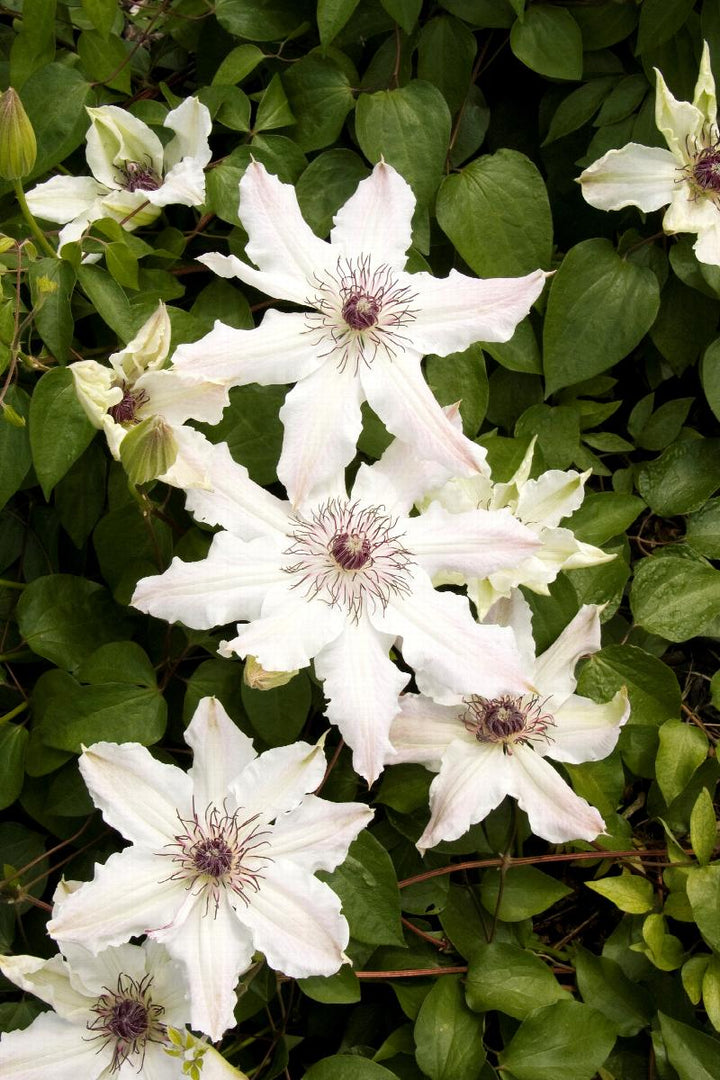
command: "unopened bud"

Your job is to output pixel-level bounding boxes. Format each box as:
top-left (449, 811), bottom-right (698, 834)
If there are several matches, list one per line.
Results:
top-left (243, 656), bottom-right (299, 691)
top-left (0, 88), bottom-right (37, 180)
top-left (119, 414), bottom-right (178, 485)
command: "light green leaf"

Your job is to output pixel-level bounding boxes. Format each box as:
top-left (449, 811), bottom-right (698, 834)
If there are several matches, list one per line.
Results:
top-left (586, 870), bottom-right (655, 914)
top-left (656, 720), bottom-right (708, 804)
top-left (77, 265), bottom-right (135, 342)
top-left (298, 967), bottom-right (361, 1004)
top-left (480, 866), bottom-right (571, 922)
top-left (10, 0), bottom-right (56, 89)
top-left (304, 1058), bottom-right (398, 1080)
top-left (465, 942), bottom-right (570, 1020)
top-left (631, 556), bottom-right (720, 642)
top-left (658, 1012), bottom-right (720, 1080)
top-left (77, 30), bottom-right (131, 94)
top-left (415, 975), bottom-right (486, 1080)
top-left (577, 644), bottom-right (681, 727)
top-left (703, 954), bottom-right (720, 1032)
top-left (254, 73), bottom-right (295, 131)
top-left (81, 0), bottom-right (118, 37)
top-left (564, 493), bottom-right (644, 546)
top-left (212, 44), bottom-right (265, 86)
top-left (687, 499), bottom-right (720, 559)
top-left (498, 1000), bottom-right (616, 1080)
top-left (687, 865), bottom-right (720, 954)
top-left (690, 788), bottom-right (717, 867)
top-left (510, 5), bottom-right (583, 81)
top-left (317, 0), bottom-right (361, 44)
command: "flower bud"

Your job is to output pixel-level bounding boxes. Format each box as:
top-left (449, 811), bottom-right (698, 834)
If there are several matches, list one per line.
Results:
top-left (0, 88), bottom-right (37, 180)
top-left (243, 656), bottom-right (299, 691)
top-left (119, 414), bottom-right (178, 485)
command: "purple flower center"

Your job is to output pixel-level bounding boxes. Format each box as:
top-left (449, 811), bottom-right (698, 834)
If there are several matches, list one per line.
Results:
top-left (119, 160), bottom-right (162, 192)
top-left (108, 384), bottom-right (149, 424)
top-left (462, 694), bottom-right (554, 753)
top-left (86, 972), bottom-right (166, 1072)
top-left (692, 146), bottom-right (720, 193)
top-left (342, 292), bottom-right (381, 330)
top-left (330, 530), bottom-right (373, 570)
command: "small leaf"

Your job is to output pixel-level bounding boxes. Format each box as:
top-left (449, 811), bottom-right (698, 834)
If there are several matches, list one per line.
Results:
top-left (510, 5), bottom-right (583, 81)
top-left (687, 865), bottom-right (720, 953)
top-left (586, 870), bottom-right (655, 914)
top-left (317, 0), bottom-right (361, 44)
top-left (480, 865), bottom-right (571, 922)
top-left (690, 788), bottom-right (717, 866)
top-left (656, 720), bottom-right (708, 803)
top-left (465, 942), bottom-right (570, 1020)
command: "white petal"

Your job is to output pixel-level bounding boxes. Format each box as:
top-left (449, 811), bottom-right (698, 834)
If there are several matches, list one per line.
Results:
top-left (543, 527), bottom-right (614, 571)
top-left (314, 618), bottom-right (410, 783)
top-left (664, 182), bottom-right (717, 234)
top-left (0, 954), bottom-right (88, 1018)
top-left (163, 896), bottom-right (254, 1041)
top-left (171, 310), bottom-right (324, 386)
top-left (0, 1011), bottom-right (109, 1080)
top-left (269, 794), bottom-right (373, 873)
top-left (25, 174), bottom-right (106, 224)
top-left (655, 67), bottom-right (706, 159)
top-left (236, 864), bottom-right (349, 978)
top-left (693, 41), bottom-right (717, 125)
top-left (515, 468), bottom-right (589, 528)
top-left (232, 741), bottom-right (326, 817)
top-left (277, 362), bottom-right (364, 508)
top-left (48, 848), bottom-right (186, 952)
top-left (693, 219), bottom-right (720, 266)
top-left (485, 591), bottom-right (537, 673)
top-left (158, 425), bottom-right (215, 491)
top-left (508, 744), bottom-right (605, 843)
top-left (185, 696), bottom-right (257, 807)
top-left (238, 161), bottom-right (334, 304)
top-left (330, 161), bottom-right (414, 269)
top-left (132, 531), bottom-right (288, 629)
top-left (378, 571), bottom-right (529, 702)
top-left (533, 604), bottom-right (602, 705)
top-left (136, 369), bottom-right (227, 426)
top-left (546, 689), bottom-right (630, 764)
top-left (70, 359), bottom-right (120, 427)
top-left (418, 739), bottom-right (510, 853)
top-left (361, 350), bottom-right (482, 478)
top-left (85, 105), bottom-right (164, 188)
top-left (578, 143), bottom-right (677, 211)
top-left (388, 694), bottom-right (467, 768)
top-left (184, 439), bottom-right (290, 540)
top-left (163, 96), bottom-right (213, 170)
top-left (221, 586), bottom-right (345, 670)
top-left (79, 741), bottom-right (192, 847)
top-left (56, 208), bottom-right (104, 249)
top-left (406, 503), bottom-right (540, 579)
top-left (147, 156), bottom-right (207, 207)
top-left (407, 267), bottom-right (548, 353)
top-left (110, 301), bottom-right (171, 379)
top-left (95, 187), bottom-right (162, 230)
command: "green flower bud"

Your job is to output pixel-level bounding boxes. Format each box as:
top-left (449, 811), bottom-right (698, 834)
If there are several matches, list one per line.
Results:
top-left (0, 88), bottom-right (37, 180)
top-left (119, 415), bottom-right (178, 486)
top-left (243, 656), bottom-right (299, 691)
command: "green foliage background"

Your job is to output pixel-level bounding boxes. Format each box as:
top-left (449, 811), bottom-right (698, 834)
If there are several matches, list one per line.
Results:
top-left (1, 0), bottom-right (720, 1077)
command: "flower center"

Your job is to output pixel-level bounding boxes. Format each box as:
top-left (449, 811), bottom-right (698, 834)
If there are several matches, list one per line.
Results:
top-left (86, 972), bottom-right (166, 1072)
top-left (283, 498), bottom-right (414, 620)
top-left (158, 801), bottom-right (272, 916)
top-left (462, 693), bottom-right (554, 753)
top-left (692, 145), bottom-right (720, 193)
top-left (107, 383), bottom-right (149, 424)
top-left (305, 255), bottom-right (418, 373)
top-left (119, 159), bottom-right (162, 192)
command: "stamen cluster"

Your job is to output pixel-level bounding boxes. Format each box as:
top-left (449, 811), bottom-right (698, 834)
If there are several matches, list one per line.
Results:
top-left (86, 972), bottom-right (166, 1072)
top-left (107, 383), bottom-right (149, 424)
top-left (462, 693), bottom-right (555, 753)
top-left (118, 159), bottom-right (162, 192)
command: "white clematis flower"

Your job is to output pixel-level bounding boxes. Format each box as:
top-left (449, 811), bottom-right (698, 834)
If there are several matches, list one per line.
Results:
top-left (26, 97), bottom-right (212, 250)
top-left (171, 160), bottom-right (548, 505)
top-left (71, 302), bottom-right (226, 487)
top-left (130, 440), bottom-right (542, 783)
top-left (579, 41), bottom-right (720, 265)
top-left (47, 697), bottom-right (373, 1041)
top-left (388, 593), bottom-right (630, 851)
top-left (0, 939), bottom-right (195, 1079)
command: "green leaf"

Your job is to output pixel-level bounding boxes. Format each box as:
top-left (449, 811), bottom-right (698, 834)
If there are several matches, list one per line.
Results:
top-left (543, 239), bottom-right (660, 394)
top-left (0, 724), bottom-right (28, 811)
top-left (281, 51), bottom-right (355, 151)
top-left (20, 65), bottom-right (91, 183)
top-left (94, 501), bottom-right (173, 600)
top-left (55, 441), bottom-right (107, 549)
top-left (543, 78), bottom-right (617, 146)
top-left (703, 954), bottom-right (720, 1032)
top-left (465, 942), bottom-right (570, 1020)
top-left (650, 277), bottom-right (718, 376)
top-left (317, 0), bottom-right (362, 44)
top-left (81, 0), bottom-right (118, 37)
top-left (426, 344), bottom-right (487, 437)
top-left (436, 149), bottom-right (552, 277)
top-left (415, 975), bottom-right (486, 1080)
top-left (296, 149), bottom-right (370, 237)
top-left (0, 387), bottom-right (31, 511)
top-left (36, 679), bottom-right (167, 752)
top-left (77, 265), bottom-right (135, 342)
top-left (355, 81), bottom-right (451, 211)
top-left (199, 384), bottom-right (285, 486)
top-left (379, 0), bottom-right (422, 33)
top-left (29, 368), bottom-right (96, 498)
top-left (215, 0), bottom-right (313, 40)
top-left (658, 1012), bottom-right (720, 1080)
top-left (687, 865), bottom-right (720, 954)
top-left (638, 438), bottom-right (720, 517)
top-left (635, 396), bottom-right (694, 452)
top-left (480, 866), bottom-right (571, 922)
top-left (563, 493), bottom-right (643, 546)
top-left (586, 870), bottom-right (655, 914)
top-left (298, 966), bottom-right (361, 1004)
top-left (577, 644), bottom-right (681, 727)
top-left (320, 831), bottom-right (404, 946)
top-left (240, 673), bottom-right (311, 747)
top-left (631, 556), bottom-right (720, 641)
top-left (574, 946), bottom-right (653, 1037)
top-left (106, 241), bottom-right (139, 291)
top-left (76, 641), bottom-right (157, 687)
top-left (637, 0), bottom-right (696, 54)
top-left (701, 337), bottom-right (720, 422)
top-left (10, 0), bottom-right (56, 89)
top-left (510, 5), bottom-right (583, 81)
top-left (212, 44), bottom-right (265, 86)
top-left (656, 720), bottom-right (708, 803)
top-left (417, 16), bottom-right (477, 115)
top-left (572, 2), bottom-right (638, 49)
top-left (27, 257), bottom-right (76, 362)
top-left (304, 1057), bottom-right (398, 1080)
top-left (690, 788), bottom-right (717, 867)
top-left (498, 1000), bottom-right (616, 1080)
top-left (16, 575), bottom-right (132, 671)
top-left (687, 499), bottom-right (720, 558)
top-left (77, 30), bottom-right (131, 94)
top-left (254, 73), bottom-right (295, 131)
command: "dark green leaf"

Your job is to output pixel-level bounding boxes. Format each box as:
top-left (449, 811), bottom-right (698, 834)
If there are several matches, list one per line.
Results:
top-left (296, 149), bottom-right (370, 237)
top-left (543, 78), bottom-right (617, 146)
top-left (510, 5), bottom-right (583, 81)
top-left (417, 16), bottom-right (477, 115)
top-left (637, 0), bottom-right (696, 54)
top-left (317, 0), bottom-right (362, 44)
top-left (27, 257), bottom-right (76, 362)
top-left (320, 831), bottom-right (404, 946)
top-left (577, 644), bottom-right (681, 727)
top-left (77, 265), bottom-right (135, 342)
top-left (466, 942), bottom-right (570, 1020)
top-left (77, 30), bottom-right (131, 93)
top-left (199, 384), bottom-right (285, 486)
top-left (658, 1012), bottom-right (720, 1080)
top-left (36, 679), bottom-right (166, 751)
top-left (498, 1000), bottom-right (616, 1080)
top-left (254, 74), bottom-right (294, 132)
top-left (380, 0), bottom-right (422, 34)
top-left (637, 438), bottom-right (720, 516)
top-left (0, 725), bottom-right (28, 810)
top-left (426, 343), bottom-right (487, 437)
top-left (304, 1058), bottom-right (398, 1080)
top-left (480, 866), bottom-right (571, 922)
top-left (21, 65), bottom-right (91, 183)
top-left (281, 51), bottom-right (355, 151)
top-left (574, 946), bottom-right (653, 1036)
top-left (0, 387), bottom-right (31, 511)
top-left (29, 368), bottom-right (96, 498)
top-left (631, 556), bottom-right (720, 641)
top-left (415, 975), bottom-right (486, 1080)
top-left (564, 493), bottom-right (643, 546)
top-left (701, 337), bottom-right (720, 422)
top-left (240, 673), bottom-right (311, 746)
top-left (215, 0), bottom-right (313, 40)
top-left (9, 0), bottom-right (56, 89)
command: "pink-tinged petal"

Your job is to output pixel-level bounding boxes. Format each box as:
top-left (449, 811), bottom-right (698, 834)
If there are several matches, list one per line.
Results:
top-left (186, 697), bottom-right (257, 807)
top-left (377, 571), bottom-right (529, 702)
top-left (0, 954), bottom-right (88, 1018)
top-left (48, 848), bottom-right (186, 952)
top-left (533, 604), bottom-right (602, 706)
top-left (79, 741), bottom-right (191, 847)
top-left (136, 368), bottom-right (227, 426)
top-left (330, 161), bottom-right (414, 269)
top-left (269, 794), bottom-right (373, 873)
top-left (237, 161), bottom-right (334, 303)
top-left (418, 739), bottom-right (510, 853)
top-left (361, 350), bottom-right (482, 478)
top-left (162, 896), bottom-right (254, 1041)
top-left (507, 744), bottom-right (605, 843)
top-left (0, 1011), bottom-right (110, 1080)
top-left (314, 618), bottom-right (410, 783)
top-left (25, 174), bottom-right (106, 224)
top-left (578, 143), bottom-right (677, 212)
top-left (220, 587), bottom-right (345, 671)
top-left (277, 361), bottom-right (364, 508)
top-left (406, 267), bottom-right (548, 354)
top-left (232, 741), bottom-right (326, 817)
top-left (546, 689), bottom-right (630, 765)
top-left (388, 694), bottom-right (468, 768)
top-left (171, 310), bottom-right (324, 386)
top-left (484, 592), bottom-right (537, 674)
top-left (184, 439), bottom-right (289, 540)
top-left (235, 864), bottom-right (349, 978)
top-left (406, 503), bottom-right (540, 579)
top-left (132, 531), bottom-right (289, 629)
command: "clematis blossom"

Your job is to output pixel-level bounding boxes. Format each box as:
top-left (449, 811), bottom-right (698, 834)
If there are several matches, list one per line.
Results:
top-left (579, 41), bottom-right (720, 266)
top-left (0, 938), bottom-right (208, 1079)
top-left (130, 439), bottom-right (542, 782)
top-left (71, 302), bottom-right (226, 487)
top-left (171, 159), bottom-right (548, 504)
top-left (26, 97), bottom-right (212, 250)
top-left (47, 697), bottom-right (372, 1041)
top-left (388, 593), bottom-right (630, 851)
